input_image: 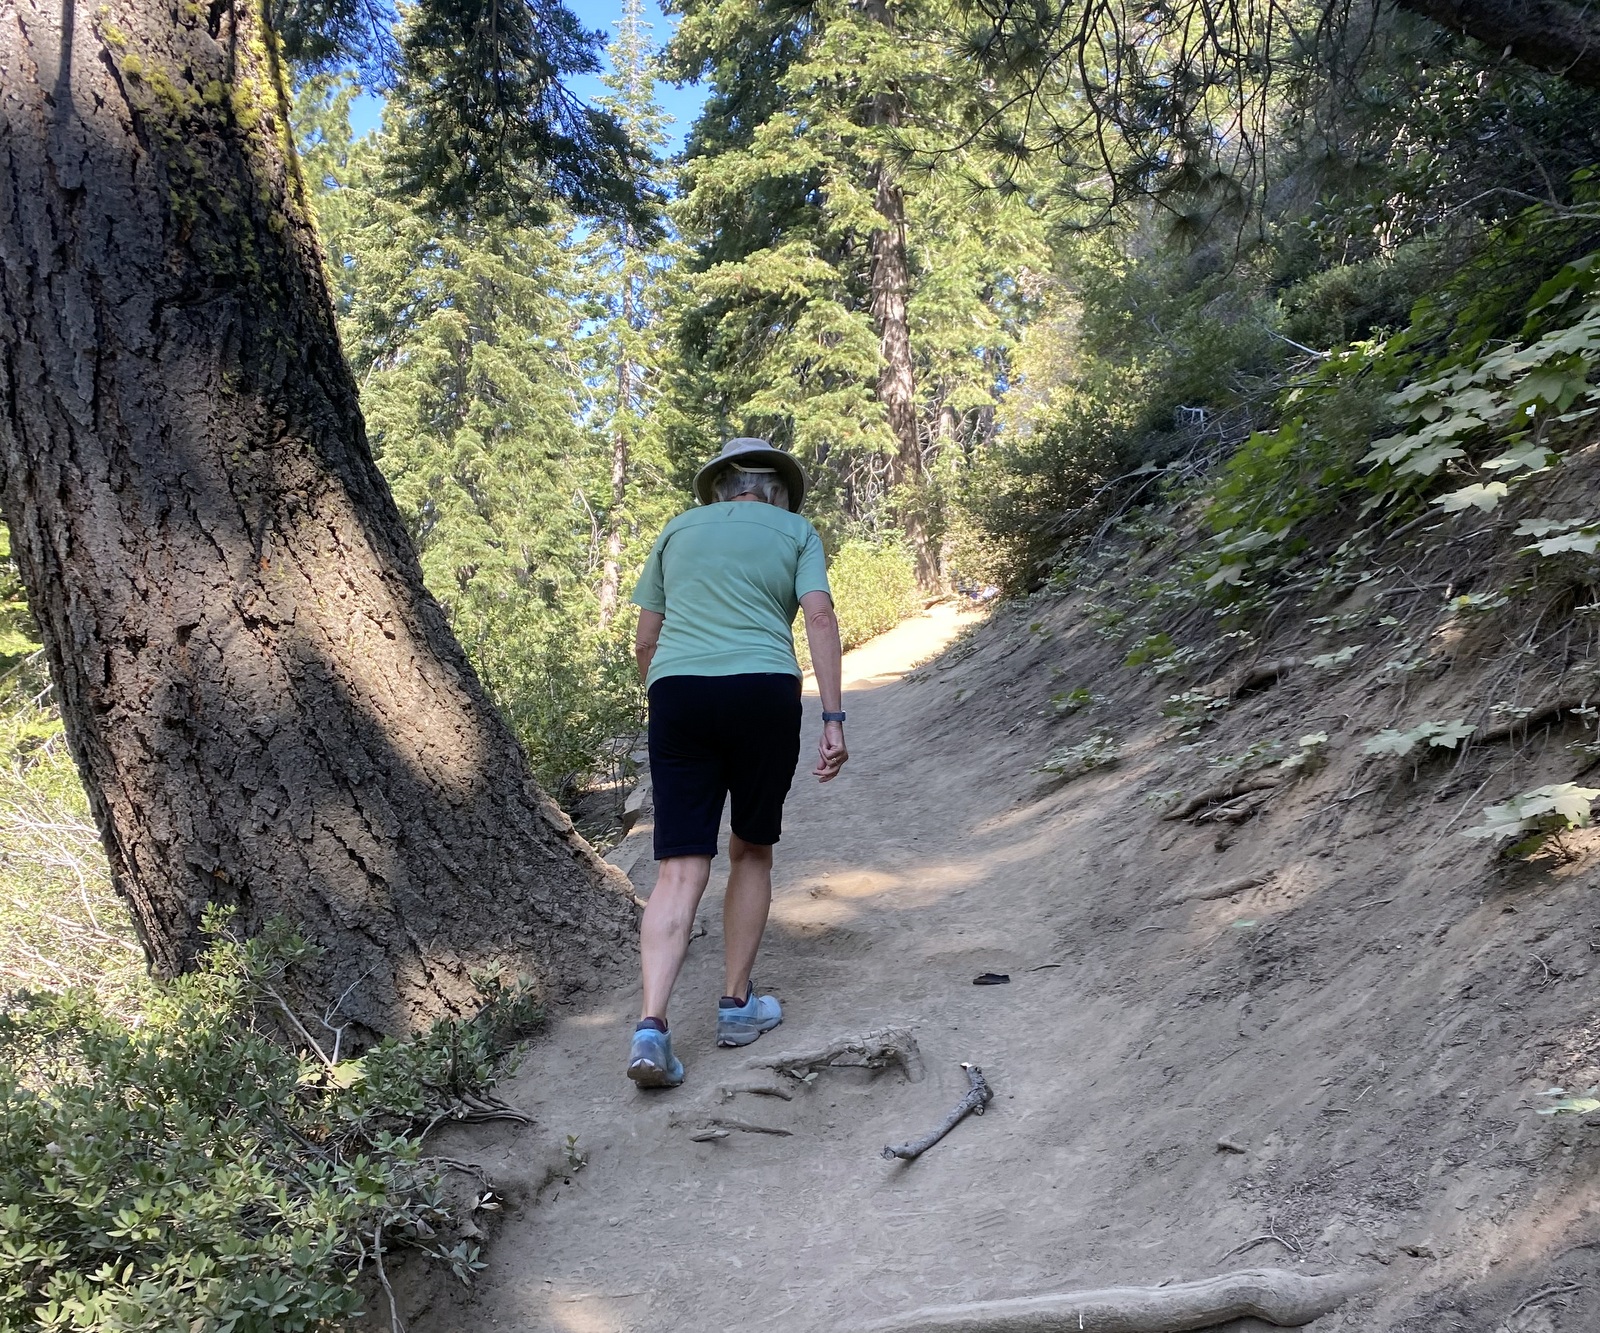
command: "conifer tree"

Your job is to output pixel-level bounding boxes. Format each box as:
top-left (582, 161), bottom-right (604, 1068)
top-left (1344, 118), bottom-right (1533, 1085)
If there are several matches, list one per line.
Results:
top-left (667, 0), bottom-right (1047, 582)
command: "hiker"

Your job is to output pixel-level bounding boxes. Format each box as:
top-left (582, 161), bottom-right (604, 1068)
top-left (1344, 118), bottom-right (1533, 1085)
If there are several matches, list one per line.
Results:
top-left (625, 438), bottom-right (848, 1088)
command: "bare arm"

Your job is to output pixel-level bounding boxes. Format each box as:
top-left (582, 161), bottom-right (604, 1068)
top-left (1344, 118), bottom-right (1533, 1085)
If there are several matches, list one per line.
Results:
top-left (635, 609), bottom-right (664, 683)
top-left (800, 589), bottom-right (848, 782)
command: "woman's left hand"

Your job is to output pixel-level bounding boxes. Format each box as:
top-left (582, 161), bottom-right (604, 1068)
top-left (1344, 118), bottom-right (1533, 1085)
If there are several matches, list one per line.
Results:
top-left (814, 721), bottom-right (848, 782)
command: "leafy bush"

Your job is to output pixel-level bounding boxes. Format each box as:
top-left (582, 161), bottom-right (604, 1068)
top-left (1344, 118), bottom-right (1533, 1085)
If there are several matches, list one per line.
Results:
top-left (0, 916), bottom-right (534, 1333)
top-left (794, 540), bottom-right (919, 669)
top-left (829, 540), bottom-right (919, 650)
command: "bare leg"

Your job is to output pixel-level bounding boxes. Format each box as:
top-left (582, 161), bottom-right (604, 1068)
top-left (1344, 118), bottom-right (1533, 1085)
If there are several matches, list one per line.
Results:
top-left (639, 855), bottom-right (713, 1024)
top-left (723, 834), bottom-right (774, 1000)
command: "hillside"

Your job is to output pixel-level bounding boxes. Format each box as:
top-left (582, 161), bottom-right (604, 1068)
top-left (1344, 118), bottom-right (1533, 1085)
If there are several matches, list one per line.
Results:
top-left (409, 460), bottom-right (1600, 1331)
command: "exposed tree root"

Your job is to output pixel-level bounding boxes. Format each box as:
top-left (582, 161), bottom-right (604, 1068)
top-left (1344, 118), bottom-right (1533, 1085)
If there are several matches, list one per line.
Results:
top-left (883, 1063), bottom-right (991, 1161)
top-left (683, 1116), bottom-right (793, 1142)
top-left (1164, 776), bottom-right (1280, 822)
top-left (858, 1267), bottom-right (1376, 1332)
top-left (1158, 873), bottom-right (1275, 908)
top-left (715, 1079), bottom-right (795, 1102)
top-left (745, 1026), bottom-right (926, 1083)
top-left (1221, 659), bottom-right (1299, 699)
top-left (1477, 696), bottom-right (1586, 745)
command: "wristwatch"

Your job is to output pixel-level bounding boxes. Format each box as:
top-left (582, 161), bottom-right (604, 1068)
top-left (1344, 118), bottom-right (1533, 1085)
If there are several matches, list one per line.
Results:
top-left (821, 711), bottom-right (847, 723)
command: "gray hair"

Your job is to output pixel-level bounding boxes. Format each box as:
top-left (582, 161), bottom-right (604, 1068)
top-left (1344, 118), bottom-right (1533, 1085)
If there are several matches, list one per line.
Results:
top-left (713, 466), bottom-right (790, 508)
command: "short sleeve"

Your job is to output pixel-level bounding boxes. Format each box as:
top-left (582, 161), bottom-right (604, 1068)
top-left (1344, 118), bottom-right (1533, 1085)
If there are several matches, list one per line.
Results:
top-left (794, 525), bottom-right (831, 600)
top-left (630, 534), bottom-right (667, 613)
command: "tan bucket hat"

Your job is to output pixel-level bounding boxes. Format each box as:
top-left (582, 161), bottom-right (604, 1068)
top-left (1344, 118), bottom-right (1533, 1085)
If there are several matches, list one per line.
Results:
top-left (693, 437), bottom-right (807, 513)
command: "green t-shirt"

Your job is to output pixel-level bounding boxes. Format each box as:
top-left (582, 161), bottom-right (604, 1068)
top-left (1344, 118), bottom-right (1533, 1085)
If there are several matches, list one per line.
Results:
top-left (631, 502), bottom-right (831, 687)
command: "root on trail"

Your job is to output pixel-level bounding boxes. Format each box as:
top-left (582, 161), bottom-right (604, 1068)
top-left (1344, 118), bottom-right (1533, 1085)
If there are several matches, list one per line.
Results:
top-left (857, 1267), bottom-right (1376, 1332)
top-left (684, 1116), bottom-right (792, 1142)
top-left (745, 1026), bottom-right (926, 1083)
top-left (715, 1079), bottom-right (794, 1101)
top-left (883, 1063), bottom-right (992, 1161)
top-left (1163, 776), bottom-right (1280, 822)
top-left (1158, 873), bottom-right (1275, 908)
top-left (1476, 696), bottom-right (1586, 745)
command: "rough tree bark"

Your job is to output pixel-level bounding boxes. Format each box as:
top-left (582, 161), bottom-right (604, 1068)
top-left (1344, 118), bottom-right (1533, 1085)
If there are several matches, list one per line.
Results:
top-left (1393, 0), bottom-right (1600, 89)
top-left (862, 0), bottom-right (938, 591)
top-left (0, 0), bottom-right (636, 1036)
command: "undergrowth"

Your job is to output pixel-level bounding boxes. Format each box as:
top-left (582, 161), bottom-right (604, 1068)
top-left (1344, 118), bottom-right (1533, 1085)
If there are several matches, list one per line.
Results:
top-left (0, 912), bottom-right (534, 1333)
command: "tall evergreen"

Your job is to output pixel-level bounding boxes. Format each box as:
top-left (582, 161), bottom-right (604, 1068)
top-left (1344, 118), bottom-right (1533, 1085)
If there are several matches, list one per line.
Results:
top-left (585, 0), bottom-right (682, 627)
top-left (666, 0), bottom-right (1048, 582)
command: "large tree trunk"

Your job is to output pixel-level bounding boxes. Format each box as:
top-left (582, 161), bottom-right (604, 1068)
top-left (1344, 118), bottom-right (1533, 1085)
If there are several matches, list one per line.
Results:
top-left (0, 0), bottom-right (636, 1037)
top-left (1393, 0), bottom-right (1600, 89)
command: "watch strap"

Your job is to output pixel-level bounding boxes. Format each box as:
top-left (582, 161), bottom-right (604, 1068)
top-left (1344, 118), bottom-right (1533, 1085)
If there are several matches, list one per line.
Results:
top-left (821, 710), bottom-right (846, 723)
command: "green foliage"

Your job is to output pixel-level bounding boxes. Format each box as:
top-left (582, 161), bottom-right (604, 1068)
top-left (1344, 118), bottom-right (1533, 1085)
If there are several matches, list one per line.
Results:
top-left (828, 541), bottom-right (919, 651)
top-left (295, 43), bottom-right (680, 801)
top-left (793, 540), bottom-right (918, 671)
top-left (0, 916), bottom-right (534, 1332)
top-left (1361, 720), bottom-right (1475, 759)
top-left (666, 0), bottom-right (1047, 550)
top-left (1037, 733), bottom-right (1120, 779)
top-left (1463, 782), bottom-right (1600, 857)
top-left (0, 684), bottom-right (147, 1015)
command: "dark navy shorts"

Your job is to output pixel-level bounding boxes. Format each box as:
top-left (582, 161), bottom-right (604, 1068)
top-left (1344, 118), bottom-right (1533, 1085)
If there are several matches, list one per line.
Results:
top-left (648, 673), bottom-right (803, 859)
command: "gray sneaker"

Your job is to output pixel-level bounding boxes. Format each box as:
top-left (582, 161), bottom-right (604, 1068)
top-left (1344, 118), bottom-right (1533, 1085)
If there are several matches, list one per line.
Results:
top-left (716, 987), bottom-right (783, 1047)
top-left (627, 1026), bottom-right (684, 1087)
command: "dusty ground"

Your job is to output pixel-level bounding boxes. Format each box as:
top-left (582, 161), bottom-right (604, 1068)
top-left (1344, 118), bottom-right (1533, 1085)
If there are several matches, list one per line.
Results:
top-left (413, 590), bottom-right (1600, 1333)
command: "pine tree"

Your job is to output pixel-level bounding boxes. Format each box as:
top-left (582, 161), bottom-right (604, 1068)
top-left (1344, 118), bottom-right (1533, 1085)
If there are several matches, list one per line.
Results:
top-left (586, 0), bottom-right (681, 628)
top-left (667, 0), bottom-right (1048, 581)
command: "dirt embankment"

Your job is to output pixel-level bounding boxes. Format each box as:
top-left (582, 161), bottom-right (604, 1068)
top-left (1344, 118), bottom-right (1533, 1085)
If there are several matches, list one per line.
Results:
top-left (411, 479), bottom-right (1600, 1331)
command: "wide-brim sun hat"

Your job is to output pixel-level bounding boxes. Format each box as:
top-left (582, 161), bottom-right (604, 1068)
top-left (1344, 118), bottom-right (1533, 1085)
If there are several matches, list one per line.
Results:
top-left (693, 437), bottom-right (807, 513)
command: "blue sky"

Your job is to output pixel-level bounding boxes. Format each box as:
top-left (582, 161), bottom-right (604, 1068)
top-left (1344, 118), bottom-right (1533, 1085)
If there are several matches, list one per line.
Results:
top-left (347, 0), bottom-right (708, 154)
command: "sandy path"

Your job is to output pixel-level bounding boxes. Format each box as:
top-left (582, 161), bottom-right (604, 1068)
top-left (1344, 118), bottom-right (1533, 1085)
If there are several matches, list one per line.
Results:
top-left (417, 594), bottom-right (1598, 1332)
top-left (427, 603), bottom-right (1087, 1333)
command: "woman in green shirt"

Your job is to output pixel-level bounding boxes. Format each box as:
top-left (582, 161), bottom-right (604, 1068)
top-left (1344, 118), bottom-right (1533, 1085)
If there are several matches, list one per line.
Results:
top-left (627, 438), bottom-right (848, 1088)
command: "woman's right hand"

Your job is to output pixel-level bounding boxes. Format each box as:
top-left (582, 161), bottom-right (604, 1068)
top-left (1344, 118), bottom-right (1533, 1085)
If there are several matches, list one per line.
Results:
top-left (814, 721), bottom-right (848, 782)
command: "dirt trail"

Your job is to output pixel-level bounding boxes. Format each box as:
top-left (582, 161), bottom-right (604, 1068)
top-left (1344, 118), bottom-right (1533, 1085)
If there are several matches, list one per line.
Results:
top-left (417, 599), bottom-right (1599, 1333)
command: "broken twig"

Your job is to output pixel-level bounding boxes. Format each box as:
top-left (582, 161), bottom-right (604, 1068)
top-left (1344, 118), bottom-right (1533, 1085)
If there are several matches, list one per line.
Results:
top-left (882, 1063), bottom-right (992, 1161)
top-left (1158, 873), bottom-right (1275, 909)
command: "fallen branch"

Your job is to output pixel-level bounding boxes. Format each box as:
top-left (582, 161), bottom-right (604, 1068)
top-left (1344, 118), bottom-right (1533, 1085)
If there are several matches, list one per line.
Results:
top-left (746, 1026), bottom-right (926, 1084)
top-left (857, 1268), bottom-right (1377, 1332)
top-left (1163, 776), bottom-right (1281, 822)
top-left (716, 1079), bottom-right (795, 1102)
top-left (1158, 873), bottom-right (1275, 909)
top-left (1477, 697), bottom-right (1586, 745)
top-left (1223, 658), bottom-right (1299, 698)
top-left (685, 1116), bottom-right (792, 1142)
top-left (883, 1063), bottom-right (992, 1161)
top-left (1192, 797), bottom-right (1267, 825)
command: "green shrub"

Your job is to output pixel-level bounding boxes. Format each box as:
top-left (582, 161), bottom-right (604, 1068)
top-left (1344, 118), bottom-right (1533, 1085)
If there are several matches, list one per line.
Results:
top-left (793, 540), bottom-right (919, 669)
top-left (0, 915), bottom-right (533, 1333)
top-left (830, 540), bottom-right (919, 650)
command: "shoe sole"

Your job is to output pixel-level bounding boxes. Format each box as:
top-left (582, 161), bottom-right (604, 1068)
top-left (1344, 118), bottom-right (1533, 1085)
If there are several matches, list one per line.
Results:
top-left (627, 1056), bottom-right (683, 1088)
top-left (716, 1017), bottom-right (782, 1048)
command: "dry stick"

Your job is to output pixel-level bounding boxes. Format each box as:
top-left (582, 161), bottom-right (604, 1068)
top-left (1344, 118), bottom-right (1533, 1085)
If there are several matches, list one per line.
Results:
top-left (689, 1117), bottom-right (793, 1142)
top-left (856, 1268), bottom-right (1377, 1333)
top-left (372, 1221), bottom-right (407, 1333)
top-left (882, 1063), bottom-right (992, 1162)
top-left (1163, 775), bottom-right (1280, 822)
top-left (716, 1079), bottom-right (795, 1102)
top-left (1158, 873), bottom-right (1275, 909)
top-left (1476, 696), bottom-right (1587, 745)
